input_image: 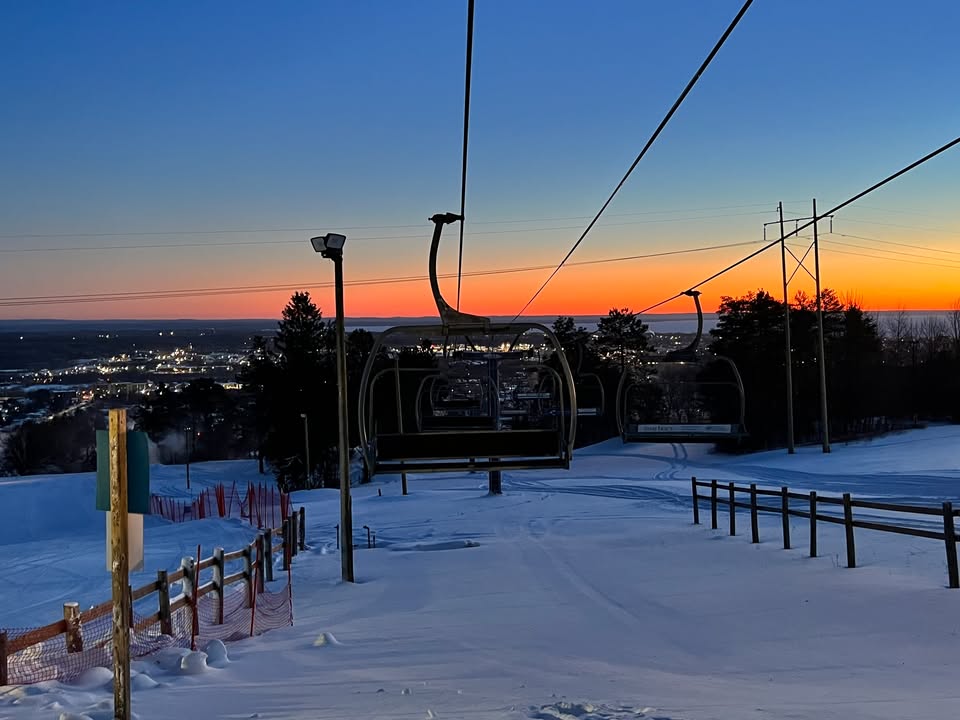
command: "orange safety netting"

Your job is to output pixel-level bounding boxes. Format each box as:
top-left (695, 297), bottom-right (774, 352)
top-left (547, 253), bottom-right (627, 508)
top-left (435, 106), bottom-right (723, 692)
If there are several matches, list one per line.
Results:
top-left (2, 579), bottom-right (293, 686)
top-left (149, 482), bottom-right (293, 528)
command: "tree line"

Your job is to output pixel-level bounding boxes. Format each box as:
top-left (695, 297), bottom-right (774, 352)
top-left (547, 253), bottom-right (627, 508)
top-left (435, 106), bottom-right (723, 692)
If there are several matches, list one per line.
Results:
top-left (2, 290), bottom-right (957, 478)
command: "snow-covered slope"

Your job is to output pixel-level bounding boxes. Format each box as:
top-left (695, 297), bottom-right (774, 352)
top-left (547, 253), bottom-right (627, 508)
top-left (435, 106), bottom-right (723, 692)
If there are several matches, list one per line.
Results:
top-left (2, 427), bottom-right (959, 719)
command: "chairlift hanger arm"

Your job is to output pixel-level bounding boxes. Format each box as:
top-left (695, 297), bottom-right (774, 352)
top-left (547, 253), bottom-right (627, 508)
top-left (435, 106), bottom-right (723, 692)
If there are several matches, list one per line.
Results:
top-left (429, 213), bottom-right (490, 333)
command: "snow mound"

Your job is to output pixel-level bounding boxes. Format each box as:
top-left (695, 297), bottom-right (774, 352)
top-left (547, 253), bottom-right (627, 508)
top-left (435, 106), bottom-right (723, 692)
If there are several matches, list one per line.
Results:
top-left (148, 646), bottom-right (193, 672)
top-left (179, 651), bottom-right (209, 674)
top-left (204, 639), bottom-right (230, 667)
top-left (392, 540), bottom-right (480, 552)
top-left (70, 703), bottom-right (140, 720)
top-left (72, 666), bottom-right (114, 688)
top-left (312, 631), bottom-right (342, 647)
top-left (131, 672), bottom-right (160, 690)
top-left (529, 702), bottom-right (674, 720)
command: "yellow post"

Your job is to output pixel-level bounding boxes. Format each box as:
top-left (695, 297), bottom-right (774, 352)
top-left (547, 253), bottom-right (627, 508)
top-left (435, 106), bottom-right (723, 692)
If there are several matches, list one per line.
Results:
top-left (109, 409), bottom-right (131, 720)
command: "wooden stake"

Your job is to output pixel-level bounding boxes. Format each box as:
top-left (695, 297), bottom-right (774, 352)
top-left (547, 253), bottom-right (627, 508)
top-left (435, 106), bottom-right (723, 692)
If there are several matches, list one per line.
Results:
top-left (943, 502), bottom-right (958, 589)
top-left (157, 570), bottom-right (172, 636)
top-left (809, 491), bottom-right (818, 558)
top-left (108, 408), bottom-right (131, 720)
top-left (691, 476), bottom-right (700, 525)
top-left (63, 602), bottom-right (83, 653)
top-left (843, 493), bottom-right (856, 568)
top-left (728, 482), bottom-right (736, 536)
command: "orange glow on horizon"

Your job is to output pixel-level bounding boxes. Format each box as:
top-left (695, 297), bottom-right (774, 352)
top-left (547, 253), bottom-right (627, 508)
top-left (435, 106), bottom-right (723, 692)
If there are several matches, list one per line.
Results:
top-left (7, 245), bottom-right (956, 321)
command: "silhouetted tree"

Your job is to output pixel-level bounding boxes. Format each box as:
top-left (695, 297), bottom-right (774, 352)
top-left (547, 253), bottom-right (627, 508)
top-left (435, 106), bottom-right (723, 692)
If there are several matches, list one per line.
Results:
top-left (596, 308), bottom-right (649, 373)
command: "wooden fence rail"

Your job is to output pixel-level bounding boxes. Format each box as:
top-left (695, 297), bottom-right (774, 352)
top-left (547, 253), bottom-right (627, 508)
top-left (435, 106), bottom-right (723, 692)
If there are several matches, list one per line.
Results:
top-left (690, 475), bottom-right (960, 589)
top-left (0, 508), bottom-right (307, 686)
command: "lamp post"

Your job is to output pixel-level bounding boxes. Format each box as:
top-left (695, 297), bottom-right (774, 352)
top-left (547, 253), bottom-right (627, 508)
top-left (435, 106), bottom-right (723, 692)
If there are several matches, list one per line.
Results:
top-left (310, 232), bottom-right (354, 582)
top-left (300, 412), bottom-right (311, 484)
top-left (184, 425), bottom-right (192, 489)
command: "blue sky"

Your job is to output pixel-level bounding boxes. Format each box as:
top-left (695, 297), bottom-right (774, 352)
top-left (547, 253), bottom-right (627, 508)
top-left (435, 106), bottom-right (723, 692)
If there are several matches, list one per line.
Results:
top-left (1, 1), bottom-right (958, 318)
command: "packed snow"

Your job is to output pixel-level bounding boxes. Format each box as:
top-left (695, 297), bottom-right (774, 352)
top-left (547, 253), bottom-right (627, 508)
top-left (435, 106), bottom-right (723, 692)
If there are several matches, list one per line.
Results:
top-left (2, 426), bottom-right (960, 719)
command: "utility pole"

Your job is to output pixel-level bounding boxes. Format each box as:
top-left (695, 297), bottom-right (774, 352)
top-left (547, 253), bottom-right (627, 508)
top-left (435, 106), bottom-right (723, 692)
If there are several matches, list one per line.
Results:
top-left (812, 199), bottom-right (831, 453)
top-left (778, 202), bottom-right (796, 454)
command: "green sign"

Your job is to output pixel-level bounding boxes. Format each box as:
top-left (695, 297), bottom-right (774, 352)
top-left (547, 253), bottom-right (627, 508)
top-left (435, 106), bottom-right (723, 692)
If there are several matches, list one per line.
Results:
top-left (96, 430), bottom-right (151, 514)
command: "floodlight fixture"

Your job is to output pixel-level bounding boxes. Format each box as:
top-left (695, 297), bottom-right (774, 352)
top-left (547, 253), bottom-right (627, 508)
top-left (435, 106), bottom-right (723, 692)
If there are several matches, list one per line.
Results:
top-left (310, 233), bottom-right (347, 258)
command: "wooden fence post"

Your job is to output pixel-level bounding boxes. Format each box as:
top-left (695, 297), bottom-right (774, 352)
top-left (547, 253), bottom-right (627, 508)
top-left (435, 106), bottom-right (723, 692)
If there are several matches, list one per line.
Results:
top-left (242, 542), bottom-right (254, 607)
top-left (728, 482), bottom-right (736, 536)
top-left (282, 519), bottom-right (291, 572)
top-left (710, 480), bottom-right (718, 530)
top-left (0, 631), bottom-right (7, 686)
top-left (263, 529), bottom-right (274, 582)
top-left (781, 487), bottom-right (791, 550)
top-left (157, 569), bottom-right (172, 636)
top-left (691, 477), bottom-right (700, 524)
top-left (179, 556), bottom-right (196, 628)
top-left (299, 506), bottom-right (306, 550)
top-left (750, 483), bottom-right (759, 543)
top-left (291, 511), bottom-right (299, 557)
top-left (213, 547), bottom-right (225, 625)
top-left (943, 502), bottom-right (959, 589)
top-left (843, 493), bottom-right (856, 568)
top-left (63, 602), bottom-right (83, 653)
top-left (809, 491), bottom-right (818, 558)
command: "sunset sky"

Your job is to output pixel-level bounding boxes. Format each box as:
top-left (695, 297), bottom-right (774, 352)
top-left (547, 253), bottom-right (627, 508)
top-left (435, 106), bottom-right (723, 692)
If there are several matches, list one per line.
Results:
top-left (1, 1), bottom-right (958, 321)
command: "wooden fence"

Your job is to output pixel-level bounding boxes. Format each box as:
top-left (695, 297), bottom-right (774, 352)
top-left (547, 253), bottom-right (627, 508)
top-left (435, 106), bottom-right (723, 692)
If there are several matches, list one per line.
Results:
top-left (690, 476), bottom-right (960, 589)
top-left (0, 507), bottom-right (307, 686)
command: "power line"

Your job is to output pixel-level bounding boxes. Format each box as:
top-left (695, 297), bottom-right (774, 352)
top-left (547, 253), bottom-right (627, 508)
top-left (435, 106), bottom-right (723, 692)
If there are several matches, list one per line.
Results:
top-left (0, 239), bottom-right (758, 308)
top-left (0, 202), bottom-right (791, 241)
top-left (510, 0), bottom-right (755, 321)
top-left (837, 216), bottom-right (960, 235)
top-left (817, 244), bottom-right (960, 271)
top-left (831, 231), bottom-right (960, 257)
top-left (0, 210), bottom-right (777, 254)
top-left (820, 238), bottom-right (960, 267)
top-left (638, 135), bottom-right (960, 314)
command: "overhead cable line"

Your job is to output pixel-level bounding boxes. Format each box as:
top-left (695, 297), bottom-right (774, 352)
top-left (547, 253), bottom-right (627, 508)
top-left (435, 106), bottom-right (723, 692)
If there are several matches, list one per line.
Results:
top-left (832, 216), bottom-right (960, 235)
top-left (0, 202), bottom-right (796, 240)
top-left (821, 238), bottom-right (960, 267)
top-left (816, 245), bottom-right (960, 271)
top-left (638, 134), bottom-right (960, 314)
top-left (0, 210), bottom-right (777, 254)
top-left (510, 0), bottom-right (755, 321)
top-left (0, 239), bottom-right (759, 308)
top-left (457, 0), bottom-right (475, 310)
top-left (831, 231), bottom-right (960, 257)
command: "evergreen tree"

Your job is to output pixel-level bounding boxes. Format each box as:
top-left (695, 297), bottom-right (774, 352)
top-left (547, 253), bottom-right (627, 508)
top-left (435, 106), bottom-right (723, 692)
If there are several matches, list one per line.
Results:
top-left (596, 308), bottom-right (649, 372)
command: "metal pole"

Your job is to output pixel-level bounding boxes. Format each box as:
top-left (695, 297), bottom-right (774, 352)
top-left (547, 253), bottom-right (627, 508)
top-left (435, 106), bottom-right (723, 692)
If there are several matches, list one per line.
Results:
top-left (301, 413), bottom-right (311, 483)
top-left (812, 199), bottom-right (831, 453)
top-left (333, 255), bottom-right (355, 582)
top-left (185, 426), bottom-right (191, 489)
top-left (778, 202), bottom-right (796, 454)
top-left (488, 355), bottom-right (502, 495)
top-left (393, 354), bottom-right (408, 496)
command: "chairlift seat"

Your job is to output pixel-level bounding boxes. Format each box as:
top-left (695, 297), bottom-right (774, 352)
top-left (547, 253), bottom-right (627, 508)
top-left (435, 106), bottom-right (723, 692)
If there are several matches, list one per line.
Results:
top-left (419, 415), bottom-right (498, 431)
top-left (622, 423), bottom-right (745, 444)
top-left (374, 428), bottom-right (565, 473)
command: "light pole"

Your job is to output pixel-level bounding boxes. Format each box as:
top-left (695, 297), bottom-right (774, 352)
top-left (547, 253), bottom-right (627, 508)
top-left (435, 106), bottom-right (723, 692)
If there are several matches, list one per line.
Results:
top-left (184, 425), bottom-right (192, 489)
top-left (310, 232), bottom-right (354, 582)
top-left (300, 412), bottom-right (311, 484)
